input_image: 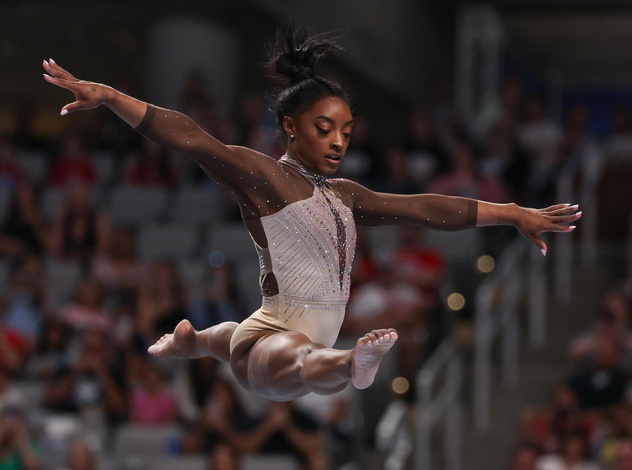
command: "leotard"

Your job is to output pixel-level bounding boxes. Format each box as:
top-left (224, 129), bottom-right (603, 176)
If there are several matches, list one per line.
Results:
top-left (135, 105), bottom-right (478, 350)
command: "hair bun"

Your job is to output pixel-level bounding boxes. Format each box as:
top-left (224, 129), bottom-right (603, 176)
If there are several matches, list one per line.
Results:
top-left (267, 27), bottom-right (341, 86)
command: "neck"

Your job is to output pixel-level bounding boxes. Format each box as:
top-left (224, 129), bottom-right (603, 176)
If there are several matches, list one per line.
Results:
top-left (280, 154), bottom-right (328, 188)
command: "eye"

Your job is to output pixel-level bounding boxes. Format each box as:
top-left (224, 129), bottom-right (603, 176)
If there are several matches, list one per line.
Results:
top-left (317, 127), bottom-right (330, 135)
top-left (343, 133), bottom-right (352, 138)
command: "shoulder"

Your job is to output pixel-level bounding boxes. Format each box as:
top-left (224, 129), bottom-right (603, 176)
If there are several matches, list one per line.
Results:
top-left (227, 145), bottom-right (276, 163)
top-left (328, 177), bottom-right (369, 196)
top-left (226, 145), bottom-right (285, 176)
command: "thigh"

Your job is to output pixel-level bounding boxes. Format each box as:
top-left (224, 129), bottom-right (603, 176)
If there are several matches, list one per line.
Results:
top-left (230, 330), bottom-right (321, 401)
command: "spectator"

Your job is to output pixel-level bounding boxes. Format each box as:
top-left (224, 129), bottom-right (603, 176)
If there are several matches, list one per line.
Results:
top-left (0, 137), bottom-right (27, 189)
top-left (430, 143), bottom-right (509, 203)
top-left (48, 131), bottom-right (97, 188)
top-left (0, 370), bottom-right (23, 413)
top-left (48, 183), bottom-right (111, 264)
top-left (188, 263), bottom-right (242, 331)
top-left (0, 331), bottom-right (21, 376)
top-left (480, 115), bottom-right (531, 203)
top-left (173, 357), bottom-right (220, 424)
top-left (349, 227), bottom-right (379, 292)
top-left (377, 148), bottom-right (418, 194)
top-left (90, 227), bottom-right (146, 306)
top-left (510, 442), bottom-right (541, 470)
top-left (518, 384), bottom-right (597, 455)
top-left (0, 406), bottom-right (41, 470)
top-left (136, 259), bottom-right (188, 340)
top-left (234, 95), bottom-right (276, 155)
top-left (59, 278), bottom-right (112, 335)
top-left (0, 182), bottom-right (48, 259)
top-left (557, 105), bottom-right (601, 182)
top-left (566, 334), bottom-right (630, 410)
top-left (1, 255), bottom-right (48, 359)
top-left (614, 438), bottom-right (632, 470)
top-left (568, 288), bottom-right (632, 368)
top-left (25, 319), bottom-right (71, 380)
top-left (130, 360), bottom-right (178, 425)
top-left (518, 97), bottom-right (563, 169)
top-left (45, 331), bottom-right (127, 422)
top-left (336, 116), bottom-right (381, 186)
top-left (207, 442), bottom-right (242, 470)
top-left (64, 438), bottom-right (97, 470)
top-left (392, 225), bottom-right (446, 311)
top-left (605, 105), bottom-right (632, 164)
top-left (404, 110), bottom-right (448, 190)
top-left (535, 431), bottom-right (599, 470)
top-left (182, 380), bottom-right (325, 466)
top-left (126, 138), bottom-right (178, 189)
top-left (474, 77), bottom-right (524, 139)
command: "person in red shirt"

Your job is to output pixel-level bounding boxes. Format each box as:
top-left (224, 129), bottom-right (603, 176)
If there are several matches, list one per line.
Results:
top-left (48, 131), bottom-right (97, 188)
top-left (126, 138), bottom-right (178, 189)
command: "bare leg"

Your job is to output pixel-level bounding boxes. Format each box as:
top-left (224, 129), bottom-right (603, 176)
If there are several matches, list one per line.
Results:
top-left (232, 328), bottom-right (398, 400)
top-left (148, 319), bottom-right (238, 363)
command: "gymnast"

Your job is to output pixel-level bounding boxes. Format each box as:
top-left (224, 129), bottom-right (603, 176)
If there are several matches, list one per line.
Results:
top-left (43, 29), bottom-right (581, 401)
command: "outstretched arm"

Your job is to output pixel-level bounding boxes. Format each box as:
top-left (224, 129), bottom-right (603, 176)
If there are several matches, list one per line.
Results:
top-left (42, 59), bottom-right (272, 191)
top-left (340, 179), bottom-right (581, 256)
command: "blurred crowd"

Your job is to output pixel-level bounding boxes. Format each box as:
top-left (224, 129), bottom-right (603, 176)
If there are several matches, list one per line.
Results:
top-left (0, 68), bottom-right (630, 470)
top-left (510, 278), bottom-right (632, 470)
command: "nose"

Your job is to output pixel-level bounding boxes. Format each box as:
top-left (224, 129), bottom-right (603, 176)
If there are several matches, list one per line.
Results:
top-left (331, 135), bottom-right (343, 153)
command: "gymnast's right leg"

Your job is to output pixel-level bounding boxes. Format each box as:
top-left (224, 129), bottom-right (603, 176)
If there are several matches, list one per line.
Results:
top-left (229, 328), bottom-right (398, 401)
top-left (148, 319), bottom-right (238, 363)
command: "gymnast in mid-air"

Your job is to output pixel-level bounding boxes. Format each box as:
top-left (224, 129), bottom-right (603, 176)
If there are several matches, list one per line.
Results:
top-left (43, 28), bottom-right (581, 401)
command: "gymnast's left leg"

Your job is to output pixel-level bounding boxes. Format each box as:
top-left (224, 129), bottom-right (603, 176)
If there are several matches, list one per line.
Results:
top-left (148, 319), bottom-right (238, 362)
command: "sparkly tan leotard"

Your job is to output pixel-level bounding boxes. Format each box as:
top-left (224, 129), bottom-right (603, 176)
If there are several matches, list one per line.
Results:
top-left (135, 105), bottom-right (478, 352)
top-left (231, 171), bottom-right (357, 351)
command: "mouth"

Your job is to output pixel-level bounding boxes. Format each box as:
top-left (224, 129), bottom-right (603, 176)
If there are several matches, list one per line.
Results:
top-left (325, 154), bottom-right (342, 163)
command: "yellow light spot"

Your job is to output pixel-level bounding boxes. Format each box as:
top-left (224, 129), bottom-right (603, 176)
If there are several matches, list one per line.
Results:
top-left (392, 377), bottom-right (410, 395)
top-left (477, 255), bottom-right (495, 274)
top-left (447, 293), bottom-right (466, 311)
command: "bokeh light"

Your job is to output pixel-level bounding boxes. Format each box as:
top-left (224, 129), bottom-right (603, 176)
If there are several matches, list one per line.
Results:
top-left (477, 255), bottom-right (495, 274)
top-left (446, 292), bottom-right (466, 311)
top-left (392, 377), bottom-right (410, 395)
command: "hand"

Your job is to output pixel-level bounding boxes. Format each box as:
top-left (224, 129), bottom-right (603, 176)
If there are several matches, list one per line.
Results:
top-left (43, 59), bottom-right (109, 115)
top-left (514, 203), bottom-right (581, 256)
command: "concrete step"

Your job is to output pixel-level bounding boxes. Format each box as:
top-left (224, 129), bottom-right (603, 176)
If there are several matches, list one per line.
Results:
top-left (459, 250), bottom-right (620, 470)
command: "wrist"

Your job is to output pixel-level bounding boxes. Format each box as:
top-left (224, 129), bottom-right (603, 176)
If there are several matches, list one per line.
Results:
top-left (102, 85), bottom-right (117, 105)
top-left (504, 203), bottom-right (520, 226)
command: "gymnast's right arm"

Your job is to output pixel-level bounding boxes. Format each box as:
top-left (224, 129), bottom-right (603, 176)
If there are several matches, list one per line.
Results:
top-left (42, 59), bottom-right (270, 190)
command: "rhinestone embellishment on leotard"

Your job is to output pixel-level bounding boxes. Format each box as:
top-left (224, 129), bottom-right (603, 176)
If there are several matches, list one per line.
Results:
top-left (260, 170), bottom-right (356, 323)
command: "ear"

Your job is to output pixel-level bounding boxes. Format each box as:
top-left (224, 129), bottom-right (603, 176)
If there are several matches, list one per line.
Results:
top-left (282, 116), bottom-right (296, 139)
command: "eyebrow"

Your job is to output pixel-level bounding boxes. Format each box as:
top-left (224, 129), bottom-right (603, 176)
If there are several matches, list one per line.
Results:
top-left (315, 115), bottom-right (354, 126)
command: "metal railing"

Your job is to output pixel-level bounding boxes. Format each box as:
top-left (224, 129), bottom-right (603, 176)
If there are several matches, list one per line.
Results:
top-left (415, 340), bottom-right (463, 470)
top-left (473, 237), bottom-right (546, 433)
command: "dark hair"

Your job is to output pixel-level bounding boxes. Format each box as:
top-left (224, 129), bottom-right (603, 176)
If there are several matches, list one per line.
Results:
top-left (266, 27), bottom-right (350, 131)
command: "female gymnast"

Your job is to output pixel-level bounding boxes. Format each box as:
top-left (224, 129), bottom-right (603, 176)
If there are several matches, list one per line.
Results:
top-left (43, 30), bottom-right (581, 401)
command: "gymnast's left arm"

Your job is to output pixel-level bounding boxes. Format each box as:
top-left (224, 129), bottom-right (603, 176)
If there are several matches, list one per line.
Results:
top-left (339, 179), bottom-right (582, 256)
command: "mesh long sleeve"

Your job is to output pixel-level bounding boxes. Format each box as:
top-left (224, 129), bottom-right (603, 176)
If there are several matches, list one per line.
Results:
top-left (337, 179), bottom-right (477, 230)
top-left (133, 104), bottom-right (274, 191)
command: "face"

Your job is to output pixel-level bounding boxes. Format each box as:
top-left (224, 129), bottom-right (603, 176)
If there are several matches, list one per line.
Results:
top-left (284, 97), bottom-right (353, 175)
top-left (511, 448), bottom-right (537, 470)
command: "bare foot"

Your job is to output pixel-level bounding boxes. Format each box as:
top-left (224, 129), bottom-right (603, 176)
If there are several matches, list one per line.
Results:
top-left (351, 328), bottom-right (398, 389)
top-left (148, 319), bottom-right (199, 359)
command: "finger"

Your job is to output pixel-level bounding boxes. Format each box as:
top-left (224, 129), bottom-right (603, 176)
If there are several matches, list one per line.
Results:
top-left (544, 203), bottom-right (572, 212)
top-left (43, 74), bottom-right (79, 91)
top-left (43, 60), bottom-right (75, 82)
top-left (544, 204), bottom-right (579, 215)
top-left (549, 212), bottom-right (582, 225)
top-left (48, 58), bottom-right (78, 81)
top-left (60, 101), bottom-right (84, 115)
top-left (546, 224), bottom-right (577, 233)
top-left (530, 235), bottom-right (547, 256)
